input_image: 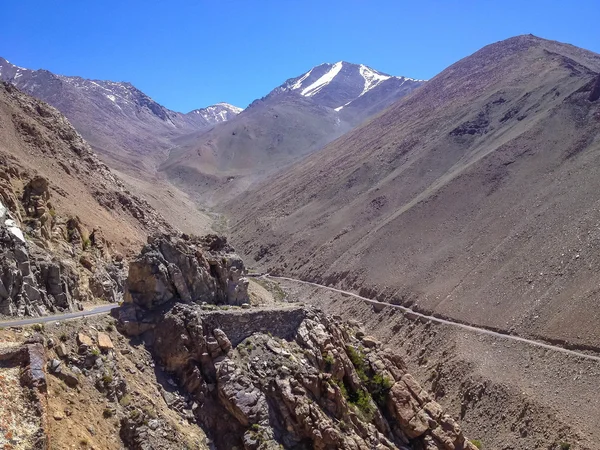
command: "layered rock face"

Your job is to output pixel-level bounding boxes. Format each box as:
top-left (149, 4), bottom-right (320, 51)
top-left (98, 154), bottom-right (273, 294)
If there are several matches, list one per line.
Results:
top-left (115, 236), bottom-right (476, 449)
top-left (0, 166), bottom-right (126, 316)
top-left (118, 304), bottom-right (476, 450)
top-left (124, 233), bottom-right (249, 310)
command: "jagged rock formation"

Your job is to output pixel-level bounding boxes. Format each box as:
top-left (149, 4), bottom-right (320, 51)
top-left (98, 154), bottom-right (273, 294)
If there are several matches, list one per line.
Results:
top-left (0, 168), bottom-right (126, 316)
top-left (114, 236), bottom-right (476, 449)
top-left (0, 340), bottom-right (48, 450)
top-left (117, 302), bottom-right (476, 450)
top-left (124, 233), bottom-right (249, 310)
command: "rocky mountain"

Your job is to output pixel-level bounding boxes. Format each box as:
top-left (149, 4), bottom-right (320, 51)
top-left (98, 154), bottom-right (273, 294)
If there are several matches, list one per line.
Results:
top-left (278, 61), bottom-right (423, 124)
top-left (0, 57), bottom-right (242, 174)
top-left (189, 102), bottom-right (244, 123)
top-left (0, 80), bottom-right (179, 317)
top-left (112, 232), bottom-right (477, 450)
top-left (160, 62), bottom-right (424, 205)
top-left (226, 35), bottom-right (600, 349)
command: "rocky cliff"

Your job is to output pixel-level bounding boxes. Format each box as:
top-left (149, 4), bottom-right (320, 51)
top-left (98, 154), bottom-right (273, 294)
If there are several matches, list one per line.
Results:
top-left (114, 234), bottom-right (477, 450)
top-left (0, 81), bottom-right (178, 317)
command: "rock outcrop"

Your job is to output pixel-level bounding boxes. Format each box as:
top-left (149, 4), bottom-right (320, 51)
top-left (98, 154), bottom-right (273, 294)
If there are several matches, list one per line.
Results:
top-left (124, 233), bottom-right (249, 310)
top-left (0, 167), bottom-right (126, 317)
top-left (117, 302), bottom-right (477, 450)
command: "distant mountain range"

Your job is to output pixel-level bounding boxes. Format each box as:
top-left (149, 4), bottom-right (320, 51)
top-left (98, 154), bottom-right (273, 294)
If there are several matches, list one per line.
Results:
top-left (160, 61), bottom-right (424, 204)
top-left (0, 57), bottom-right (243, 174)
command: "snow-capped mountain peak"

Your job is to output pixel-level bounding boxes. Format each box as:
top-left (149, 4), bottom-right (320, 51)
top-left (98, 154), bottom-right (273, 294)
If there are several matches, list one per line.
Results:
top-left (188, 102), bottom-right (243, 124)
top-left (279, 61), bottom-right (425, 112)
top-left (299, 61), bottom-right (344, 97)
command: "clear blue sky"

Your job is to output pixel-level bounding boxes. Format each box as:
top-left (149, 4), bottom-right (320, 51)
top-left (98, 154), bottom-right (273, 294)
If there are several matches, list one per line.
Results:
top-left (1, 0), bottom-right (599, 112)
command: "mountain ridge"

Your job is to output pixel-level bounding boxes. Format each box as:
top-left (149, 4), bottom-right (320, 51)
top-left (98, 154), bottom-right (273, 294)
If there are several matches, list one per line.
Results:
top-left (160, 60), bottom-right (424, 204)
top-left (225, 34), bottom-right (600, 349)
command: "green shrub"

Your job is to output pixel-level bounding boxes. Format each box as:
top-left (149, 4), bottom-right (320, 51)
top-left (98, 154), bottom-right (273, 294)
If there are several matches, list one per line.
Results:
top-left (369, 373), bottom-right (394, 406)
top-left (59, 333), bottom-right (68, 342)
top-left (102, 371), bottom-right (113, 385)
top-left (105, 324), bottom-right (114, 332)
top-left (350, 389), bottom-right (375, 421)
top-left (346, 345), bottom-right (368, 382)
top-left (32, 323), bottom-right (44, 332)
top-left (103, 408), bottom-right (113, 418)
top-left (471, 440), bottom-right (482, 449)
top-left (559, 443), bottom-right (571, 450)
top-left (82, 238), bottom-right (92, 250)
top-left (323, 353), bottom-right (335, 371)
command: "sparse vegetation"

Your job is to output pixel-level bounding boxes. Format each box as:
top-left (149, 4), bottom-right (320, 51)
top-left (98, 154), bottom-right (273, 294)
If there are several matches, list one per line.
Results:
top-left (323, 353), bottom-right (335, 371)
top-left (32, 323), bottom-right (44, 332)
top-left (102, 370), bottom-right (113, 385)
top-left (559, 443), bottom-right (571, 450)
top-left (59, 333), bottom-right (68, 342)
top-left (119, 394), bottom-right (131, 407)
top-left (82, 237), bottom-right (91, 250)
top-left (369, 373), bottom-right (394, 406)
top-left (253, 278), bottom-right (287, 301)
top-left (105, 323), bottom-right (114, 332)
top-left (471, 439), bottom-right (482, 449)
top-left (102, 408), bottom-right (113, 418)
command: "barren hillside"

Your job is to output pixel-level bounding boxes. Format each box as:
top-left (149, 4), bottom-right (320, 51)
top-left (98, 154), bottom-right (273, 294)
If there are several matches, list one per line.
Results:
top-left (226, 35), bottom-right (600, 349)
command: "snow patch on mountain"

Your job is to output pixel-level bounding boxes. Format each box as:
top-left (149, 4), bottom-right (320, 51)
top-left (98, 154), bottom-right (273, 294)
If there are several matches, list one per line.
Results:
top-left (301, 61), bottom-right (344, 97)
top-left (358, 65), bottom-right (391, 96)
top-left (291, 69), bottom-right (313, 90)
top-left (188, 102), bottom-right (243, 124)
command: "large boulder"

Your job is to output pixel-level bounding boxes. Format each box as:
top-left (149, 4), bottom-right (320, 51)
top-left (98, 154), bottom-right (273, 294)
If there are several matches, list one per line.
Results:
top-left (124, 233), bottom-right (249, 310)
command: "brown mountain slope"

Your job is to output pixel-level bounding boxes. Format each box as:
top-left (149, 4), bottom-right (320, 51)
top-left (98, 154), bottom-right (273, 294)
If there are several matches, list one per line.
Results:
top-left (0, 81), bottom-right (171, 250)
top-left (161, 93), bottom-right (353, 204)
top-left (225, 35), bottom-right (600, 349)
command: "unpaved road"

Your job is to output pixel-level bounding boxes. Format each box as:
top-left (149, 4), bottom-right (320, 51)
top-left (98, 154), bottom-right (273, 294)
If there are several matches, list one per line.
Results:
top-left (0, 304), bottom-right (116, 328)
top-left (272, 275), bottom-right (600, 364)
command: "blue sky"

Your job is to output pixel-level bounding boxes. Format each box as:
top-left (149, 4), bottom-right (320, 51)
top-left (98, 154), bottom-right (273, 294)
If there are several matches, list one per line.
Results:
top-left (1, 0), bottom-right (599, 112)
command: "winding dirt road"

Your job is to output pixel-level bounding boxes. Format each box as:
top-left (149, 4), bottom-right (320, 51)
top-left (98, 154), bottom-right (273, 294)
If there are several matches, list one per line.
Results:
top-left (272, 275), bottom-right (600, 364)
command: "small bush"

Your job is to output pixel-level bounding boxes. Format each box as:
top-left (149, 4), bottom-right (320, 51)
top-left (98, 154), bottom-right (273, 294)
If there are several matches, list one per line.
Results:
top-left (346, 345), bottom-right (368, 382)
top-left (369, 373), bottom-right (394, 406)
top-left (103, 408), bottom-right (113, 418)
top-left (119, 395), bottom-right (131, 407)
top-left (91, 348), bottom-right (100, 357)
top-left (350, 388), bottom-right (375, 421)
top-left (129, 409), bottom-right (140, 419)
top-left (471, 439), bottom-right (482, 449)
top-left (49, 208), bottom-right (57, 218)
top-left (102, 371), bottom-right (113, 385)
top-left (32, 323), bottom-right (44, 332)
top-left (82, 238), bottom-right (92, 250)
top-left (105, 324), bottom-right (114, 332)
top-left (323, 353), bottom-right (335, 371)
top-left (559, 443), bottom-right (571, 450)
top-left (79, 438), bottom-right (89, 446)
top-left (59, 333), bottom-right (68, 342)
